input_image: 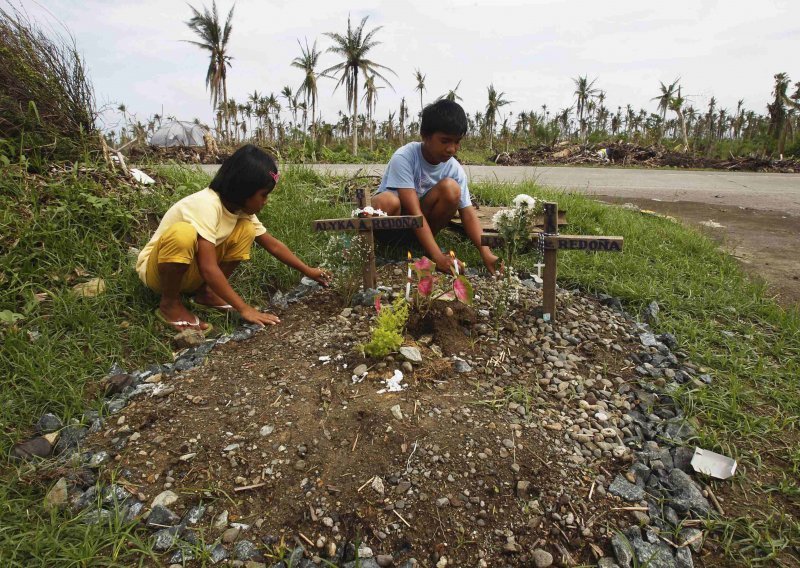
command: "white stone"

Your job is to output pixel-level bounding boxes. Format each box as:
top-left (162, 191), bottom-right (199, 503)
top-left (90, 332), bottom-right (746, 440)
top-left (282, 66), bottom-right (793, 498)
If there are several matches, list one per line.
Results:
top-left (390, 405), bottom-right (403, 421)
top-left (399, 346), bottom-right (422, 363)
top-left (151, 490), bottom-right (178, 509)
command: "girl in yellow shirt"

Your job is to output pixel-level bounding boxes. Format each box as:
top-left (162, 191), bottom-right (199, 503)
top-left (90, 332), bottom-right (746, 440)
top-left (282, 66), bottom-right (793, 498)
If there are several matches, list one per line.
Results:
top-left (137, 144), bottom-right (329, 333)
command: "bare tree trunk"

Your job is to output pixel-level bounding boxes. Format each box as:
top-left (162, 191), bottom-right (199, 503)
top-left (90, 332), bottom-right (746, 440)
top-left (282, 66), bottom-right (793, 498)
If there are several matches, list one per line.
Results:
top-left (352, 76), bottom-right (359, 155)
top-left (677, 109), bottom-right (689, 153)
top-left (222, 77), bottom-right (230, 142)
top-left (311, 99), bottom-right (317, 160)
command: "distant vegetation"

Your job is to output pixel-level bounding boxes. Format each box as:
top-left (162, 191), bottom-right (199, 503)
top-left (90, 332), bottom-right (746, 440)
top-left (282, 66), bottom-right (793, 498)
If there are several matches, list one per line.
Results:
top-left (102, 2), bottom-right (800, 162)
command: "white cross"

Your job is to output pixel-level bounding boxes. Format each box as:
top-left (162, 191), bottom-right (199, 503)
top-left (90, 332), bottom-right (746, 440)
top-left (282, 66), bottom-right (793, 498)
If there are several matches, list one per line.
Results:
top-left (534, 261), bottom-right (545, 278)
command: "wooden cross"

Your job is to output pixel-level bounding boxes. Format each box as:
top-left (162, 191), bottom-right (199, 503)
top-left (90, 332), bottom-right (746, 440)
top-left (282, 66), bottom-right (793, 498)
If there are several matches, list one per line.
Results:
top-left (481, 201), bottom-right (623, 321)
top-left (313, 188), bottom-right (423, 289)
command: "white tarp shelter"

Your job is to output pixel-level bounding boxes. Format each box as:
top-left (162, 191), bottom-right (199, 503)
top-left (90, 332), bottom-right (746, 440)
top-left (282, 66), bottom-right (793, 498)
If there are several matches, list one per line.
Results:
top-left (149, 121), bottom-right (206, 148)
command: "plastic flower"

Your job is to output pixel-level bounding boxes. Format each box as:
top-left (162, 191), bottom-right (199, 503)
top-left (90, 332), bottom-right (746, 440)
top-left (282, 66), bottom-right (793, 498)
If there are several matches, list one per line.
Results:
top-left (512, 194), bottom-right (537, 209)
top-left (491, 209), bottom-right (516, 226)
top-left (351, 206), bottom-right (388, 218)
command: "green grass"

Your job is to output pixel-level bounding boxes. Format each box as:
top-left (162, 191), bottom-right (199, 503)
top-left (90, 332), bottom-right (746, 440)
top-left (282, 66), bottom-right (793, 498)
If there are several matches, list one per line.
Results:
top-left (1, 158), bottom-right (798, 565)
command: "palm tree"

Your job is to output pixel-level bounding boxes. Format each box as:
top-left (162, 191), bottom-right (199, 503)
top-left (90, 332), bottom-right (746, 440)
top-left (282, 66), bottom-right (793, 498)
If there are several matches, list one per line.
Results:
top-left (652, 78), bottom-right (680, 141)
top-left (291, 38), bottom-right (322, 153)
top-left (185, 1), bottom-right (235, 141)
top-left (414, 68), bottom-right (426, 116)
top-left (485, 84), bottom-right (511, 151)
top-left (572, 75), bottom-right (598, 140)
top-left (768, 72), bottom-right (791, 155)
top-left (324, 15), bottom-right (396, 155)
top-left (399, 97), bottom-right (408, 144)
top-left (281, 85), bottom-right (298, 138)
top-left (439, 80), bottom-right (463, 102)
top-left (669, 87), bottom-right (689, 152)
top-left (362, 74), bottom-right (383, 150)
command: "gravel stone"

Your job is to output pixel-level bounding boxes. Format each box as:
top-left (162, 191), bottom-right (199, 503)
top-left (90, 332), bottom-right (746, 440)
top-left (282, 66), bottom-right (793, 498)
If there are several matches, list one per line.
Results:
top-left (532, 548), bottom-right (554, 567)
top-left (609, 474), bottom-right (645, 502)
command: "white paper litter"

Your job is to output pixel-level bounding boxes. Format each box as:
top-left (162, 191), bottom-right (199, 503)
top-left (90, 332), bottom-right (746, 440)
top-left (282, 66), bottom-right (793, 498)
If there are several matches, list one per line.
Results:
top-left (130, 168), bottom-right (155, 185)
top-left (377, 370), bottom-right (406, 394)
top-left (700, 219), bottom-right (725, 229)
top-left (691, 447), bottom-right (737, 479)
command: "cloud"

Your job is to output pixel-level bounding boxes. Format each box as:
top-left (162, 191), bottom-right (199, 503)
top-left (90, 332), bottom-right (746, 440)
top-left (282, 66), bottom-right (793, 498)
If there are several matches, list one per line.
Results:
top-left (25, 0), bottom-right (800, 131)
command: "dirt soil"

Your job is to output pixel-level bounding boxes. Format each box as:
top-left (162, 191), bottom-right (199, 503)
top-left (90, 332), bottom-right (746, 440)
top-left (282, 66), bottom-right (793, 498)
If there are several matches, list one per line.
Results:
top-left (594, 196), bottom-right (800, 308)
top-left (82, 268), bottom-right (676, 567)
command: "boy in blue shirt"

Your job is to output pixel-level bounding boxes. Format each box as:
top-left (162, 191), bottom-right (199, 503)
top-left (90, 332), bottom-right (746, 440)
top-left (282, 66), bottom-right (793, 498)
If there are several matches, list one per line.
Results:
top-left (372, 100), bottom-right (500, 274)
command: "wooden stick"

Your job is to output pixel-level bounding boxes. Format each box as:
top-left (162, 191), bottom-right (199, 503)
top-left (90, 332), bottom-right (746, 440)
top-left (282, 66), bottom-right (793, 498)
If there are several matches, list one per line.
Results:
top-left (234, 482), bottom-right (266, 492)
top-left (704, 484), bottom-right (725, 516)
top-left (351, 432), bottom-right (360, 452)
top-left (542, 202), bottom-right (558, 320)
top-left (298, 532), bottom-right (315, 547)
top-left (392, 509), bottom-right (411, 528)
top-left (357, 476), bottom-right (375, 493)
top-left (362, 226), bottom-right (376, 289)
top-left (611, 506), bottom-right (649, 511)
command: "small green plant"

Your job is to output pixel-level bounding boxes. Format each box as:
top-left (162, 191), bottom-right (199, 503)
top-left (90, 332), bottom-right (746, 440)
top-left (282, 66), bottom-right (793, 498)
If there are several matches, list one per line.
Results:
top-left (492, 193), bottom-right (543, 267)
top-left (361, 295), bottom-right (409, 357)
top-left (321, 233), bottom-right (370, 306)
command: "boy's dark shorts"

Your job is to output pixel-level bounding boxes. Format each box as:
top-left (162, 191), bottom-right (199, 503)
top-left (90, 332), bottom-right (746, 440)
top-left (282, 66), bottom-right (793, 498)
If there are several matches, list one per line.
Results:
top-left (375, 227), bottom-right (419, 248)
top-left (373, 188), bottom-right (426, 249)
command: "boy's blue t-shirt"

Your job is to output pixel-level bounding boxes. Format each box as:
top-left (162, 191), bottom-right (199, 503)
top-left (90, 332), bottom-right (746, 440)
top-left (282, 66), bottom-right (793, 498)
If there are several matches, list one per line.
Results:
top-left (377, 142), bottom-right (472, 209)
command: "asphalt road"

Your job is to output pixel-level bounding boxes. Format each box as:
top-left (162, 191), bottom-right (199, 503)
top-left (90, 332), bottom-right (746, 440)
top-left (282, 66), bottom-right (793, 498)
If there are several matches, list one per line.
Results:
top-left (198, 163), bottom-right (800, 216)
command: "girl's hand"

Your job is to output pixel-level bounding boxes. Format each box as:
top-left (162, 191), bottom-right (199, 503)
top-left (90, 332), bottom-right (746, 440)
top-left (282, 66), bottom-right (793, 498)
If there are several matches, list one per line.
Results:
top-left (305, 267), bottom-right (332, 287)
top-left (240, 306), bottom-right (280, 326)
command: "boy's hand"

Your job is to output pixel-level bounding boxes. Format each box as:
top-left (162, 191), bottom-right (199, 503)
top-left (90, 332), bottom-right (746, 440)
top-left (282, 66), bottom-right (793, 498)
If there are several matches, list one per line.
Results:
top-left (305, 267), bottom-right (332, 287)
top-left (481, 250), bottom-right (503, 275)
top-left (435, 254), bottom-right (465, 275)
top-left (240, 306), bottom-right (280, 326)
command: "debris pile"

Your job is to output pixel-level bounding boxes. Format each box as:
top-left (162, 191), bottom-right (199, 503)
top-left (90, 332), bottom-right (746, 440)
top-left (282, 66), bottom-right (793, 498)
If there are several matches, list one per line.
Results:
top-left (491, 142), bottom-right (800, 172)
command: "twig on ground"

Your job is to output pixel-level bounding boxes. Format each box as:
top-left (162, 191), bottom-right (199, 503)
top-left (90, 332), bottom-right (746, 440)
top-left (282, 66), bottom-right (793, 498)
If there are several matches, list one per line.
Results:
top-left (392, 509), bottom-right (411, 528)
top-left (234, 482), bottom-right (265, 492)
top-left (357, 476), bottom-right (375, 493)
top-left (298, 532), bottom-right (315, 547)
top-left (704, 484), bottom-right (725, 515)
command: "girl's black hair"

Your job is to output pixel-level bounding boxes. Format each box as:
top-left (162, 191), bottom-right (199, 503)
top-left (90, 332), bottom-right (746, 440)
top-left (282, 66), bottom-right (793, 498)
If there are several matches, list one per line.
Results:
top-left (420, 100), bottom-right (468, 137)
top-left (209, 144), bottom-right (278, 206)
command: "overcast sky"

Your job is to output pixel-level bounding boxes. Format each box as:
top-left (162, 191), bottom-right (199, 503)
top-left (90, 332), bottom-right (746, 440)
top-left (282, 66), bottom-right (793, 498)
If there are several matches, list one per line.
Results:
top-left (23, 0), bottom-right (800, 132)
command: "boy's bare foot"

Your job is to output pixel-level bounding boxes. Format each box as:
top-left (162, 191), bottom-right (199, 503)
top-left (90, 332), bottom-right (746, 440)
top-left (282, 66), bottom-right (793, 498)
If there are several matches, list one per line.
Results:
top-left (192, 287), bottom-right (232, 310)
top-left (157, 300), bottom-right (210, 332)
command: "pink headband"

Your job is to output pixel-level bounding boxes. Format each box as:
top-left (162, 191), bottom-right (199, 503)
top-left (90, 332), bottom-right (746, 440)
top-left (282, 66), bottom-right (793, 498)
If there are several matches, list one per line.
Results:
top-left (270, 171), bottom-right (280, 183)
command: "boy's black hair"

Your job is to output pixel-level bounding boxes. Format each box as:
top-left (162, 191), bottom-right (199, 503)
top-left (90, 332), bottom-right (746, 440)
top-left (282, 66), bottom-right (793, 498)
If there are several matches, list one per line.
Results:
top-left (420, 99), bottom-right (468, 137)
top-left (209, 144), bottom-right (278, 207)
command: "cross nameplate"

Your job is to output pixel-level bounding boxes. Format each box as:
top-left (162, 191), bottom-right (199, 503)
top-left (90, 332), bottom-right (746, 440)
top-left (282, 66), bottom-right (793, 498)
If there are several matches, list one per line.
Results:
top-left (481, 202), bottom-right (623, 321)
top-left (312, 188), bottom-right (423, 289)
